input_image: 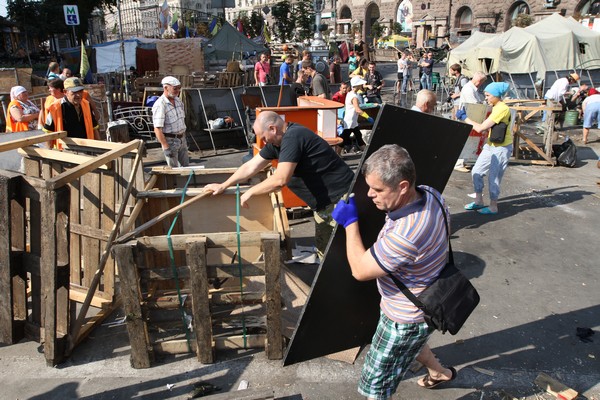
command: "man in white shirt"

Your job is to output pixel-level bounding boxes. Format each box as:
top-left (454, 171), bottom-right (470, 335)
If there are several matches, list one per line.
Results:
top-left (543, 73), bottom-right (580, 122)
top-left (458, 71), bottom-right (486, 109)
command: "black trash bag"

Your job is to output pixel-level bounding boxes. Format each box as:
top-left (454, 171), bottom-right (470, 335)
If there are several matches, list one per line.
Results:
top-left (552, 138), bottom-right (577, 167)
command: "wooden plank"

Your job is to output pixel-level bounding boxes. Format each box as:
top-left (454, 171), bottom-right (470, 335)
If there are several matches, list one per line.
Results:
top-left (26, 167), bottom-right (43, 331)
top-left (136, 186), bottom-right (250, 198)
top-left (69, 179), bottom-right (82, 286)
top-left (115, 190), bottom-right (212, 244)
top-left (113, 244), bottom-right (152, 368)
top-left (55, 208), bottom-right (70, 337)
top-left (0, 131), bottom-right (66, 153)
top-left (534, 372), bottom-right (578, 400)
top-left (187, 239), bottom-right (213, 363)
top-left (69, 223), bottom-right (111, 241)
top-left (139, 263), bottom-right (266, 281)
top-left (18, 147), bottom-right (110, 170)
top-left (153, 334), bottom-right (267, 354)
top-left (81, 171), bottom-right (101, 288)
top-left (150, 167), bottom-right (239, 175)
top-left (509, 158), bottom-right (553, 166)
top-left (68, 286), bottom-right (112, 309)
top-left (101, 169), bottom-right (116, 296)
top-left (74, 296), bottom-right (122, 347)
top-left (262, 235), bottom-right (283, 360)
top-left (47, 139), bottom-right (141, 190)
top-left (514, 132), bottom-right (554, 165)
top-left (145, 292), bottom-right (263, 308)
top-left (122, 175), bottom-right (158, 234)
top-left (137, 231), bottom-right (272, 251)
top-left (58, 137), bottom-right (141, 152)
top-left (40, 186), bottom-right (69, 366)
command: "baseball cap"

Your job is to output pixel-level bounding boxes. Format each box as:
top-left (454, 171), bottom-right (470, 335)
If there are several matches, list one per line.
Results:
top-left (350, 76), bottom-right (367, 87)
top-left (161, 76), bottom-right (181, 86)
top-left (64, 77), bottom-right (85, 92)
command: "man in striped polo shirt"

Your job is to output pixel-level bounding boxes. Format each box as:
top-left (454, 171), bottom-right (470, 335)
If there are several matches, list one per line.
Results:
top-left (332, 144), bottom-right (456, 397)
top-left (152, 76), bottom-right (189, 167)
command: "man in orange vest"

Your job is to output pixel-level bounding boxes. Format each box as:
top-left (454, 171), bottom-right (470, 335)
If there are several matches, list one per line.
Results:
top-left (43, 77), bottom-right (100, 140)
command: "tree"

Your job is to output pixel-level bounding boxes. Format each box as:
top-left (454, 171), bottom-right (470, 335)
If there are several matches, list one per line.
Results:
top-left (249, 11), bottom-right (263, 39)
top-left (513, 13), bottom-right (533, 28)
top-left (294, 0), bottom-right (314, 41)
top-left (271, 0), bottom-right (295, 42)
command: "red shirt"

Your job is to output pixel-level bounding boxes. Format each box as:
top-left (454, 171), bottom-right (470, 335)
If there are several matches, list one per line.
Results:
top-left (332, 91), bottom-right (347, 104)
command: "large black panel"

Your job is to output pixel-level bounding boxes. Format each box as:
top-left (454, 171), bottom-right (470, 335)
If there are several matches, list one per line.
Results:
top-left (283, 104), bottom-right (472, 365)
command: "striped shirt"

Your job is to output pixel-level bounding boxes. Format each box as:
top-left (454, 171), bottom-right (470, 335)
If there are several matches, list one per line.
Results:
top-left (370, 186), bottom-right (449, 324)
top-left (152, 94), bottom-right (186, 134)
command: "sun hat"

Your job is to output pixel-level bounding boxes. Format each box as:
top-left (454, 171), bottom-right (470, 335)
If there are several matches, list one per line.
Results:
top-left (569, 73), bottom-right (580, 81)
top-left (350, 76), bottom-right (367, 87)
top-left (484, 82), bottom-right (510, 98)
top-left (64, 77), bottom-right (85, 92)
top-left (161, 76), bottom-right (181, 86)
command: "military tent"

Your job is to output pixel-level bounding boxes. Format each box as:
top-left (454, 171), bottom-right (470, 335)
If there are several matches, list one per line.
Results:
top-left (204, 22), bottom-right (267, 61)
top-left (448, 13), bottom-right (600, 79)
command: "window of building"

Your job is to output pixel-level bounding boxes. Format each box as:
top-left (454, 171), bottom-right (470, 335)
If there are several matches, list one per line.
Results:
top-left (456, 7), bottom-right (473, 30)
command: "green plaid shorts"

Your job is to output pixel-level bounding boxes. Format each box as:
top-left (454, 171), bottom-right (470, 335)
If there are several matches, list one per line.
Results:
top-left (358, 311), bottom-right (431, 399)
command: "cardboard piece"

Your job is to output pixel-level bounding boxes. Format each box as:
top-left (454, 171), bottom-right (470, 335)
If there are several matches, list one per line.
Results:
top-left (283, 104), bottom-right (472, 365)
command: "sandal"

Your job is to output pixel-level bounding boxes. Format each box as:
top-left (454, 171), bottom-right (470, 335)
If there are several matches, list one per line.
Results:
top-left (464, 202), bottom-right (485, 211)
top-left (418, 367), bottom-right (457, 389)
top-left (477, 207), bottom-right (498, 215)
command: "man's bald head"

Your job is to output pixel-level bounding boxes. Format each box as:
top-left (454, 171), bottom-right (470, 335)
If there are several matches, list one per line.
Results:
top-left (472, 71), bottom-right (487, 88)
top-left (415, 90), bottom-right (437, 114)
top-left (253, 111), bottom-right (285, 145)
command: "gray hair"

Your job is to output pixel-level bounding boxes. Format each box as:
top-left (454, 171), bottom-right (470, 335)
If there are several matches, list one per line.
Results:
top-left (362, 144), bottom-right (416, 188)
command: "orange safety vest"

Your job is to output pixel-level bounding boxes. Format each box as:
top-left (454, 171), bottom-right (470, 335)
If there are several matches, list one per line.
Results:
top-left (6, 100), bottom-right (30, 132)
top-left (44, 98), bottom-right (95, 140)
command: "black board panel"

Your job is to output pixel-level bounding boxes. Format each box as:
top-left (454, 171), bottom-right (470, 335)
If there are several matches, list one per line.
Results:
top-left (283, 103), bottom-right (472, 365)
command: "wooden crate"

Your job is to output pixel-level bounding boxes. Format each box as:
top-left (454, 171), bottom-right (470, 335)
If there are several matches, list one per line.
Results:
top-left (113, 167), bottom-right (288, 368)
top-left (0, 132), bottom-right (144, 365)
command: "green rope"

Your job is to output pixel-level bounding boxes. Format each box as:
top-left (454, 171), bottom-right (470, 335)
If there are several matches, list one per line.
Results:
top-left (236, 184), bottom-right (247, 348)
top-left (166, 170), bottom-right (194, 353)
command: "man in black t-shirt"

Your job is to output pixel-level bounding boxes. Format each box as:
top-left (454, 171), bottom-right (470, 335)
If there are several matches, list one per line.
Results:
top-left (205, 111), bottom-right (354, 252)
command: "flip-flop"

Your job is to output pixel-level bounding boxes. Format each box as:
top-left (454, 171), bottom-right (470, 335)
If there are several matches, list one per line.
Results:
top-left (418, 367), bottom-right (457, 389)
top-left (464, 202), bottom-right (485, 211)
top-left (477, 207), bottom-right (498, 215)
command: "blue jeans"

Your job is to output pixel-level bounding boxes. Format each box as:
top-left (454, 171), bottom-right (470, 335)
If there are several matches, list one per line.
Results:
top-left (420, 73), bottom-right (431, 90)
top-left (472, 143), bottom-right (512, 201)
top-left (401, 73), bottom-right (411, 92)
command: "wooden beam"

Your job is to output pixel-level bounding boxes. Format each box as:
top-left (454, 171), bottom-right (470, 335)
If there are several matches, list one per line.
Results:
top-left (137, 231), bottom-right (275, 251)
top-left (153, 334), bottom-right (267, 354)
top-left (58, 137), bottom-right (140, 152)
top-left (0, 131), bottom-right (66, 153)
top-left (68, 284), bottom-right (112, 308)
top-left (136, 186), bottom-right (250, 198)
top-left (121, 175), bottom-right (158, 234)
top-left (18, 147), bottom-right (110, 170)
top-left (74, 296), bottom-right (122, 347)
top-left (70, 222), bottom-right (111, 241)
top-left (514, 132), bottom-right (554, 165)
top-left (187, 239), bottom-right (213, 363)
top-left (139, 262), bottom-right (266, 280)
top-left (47, 139), bottom-right (141, 190)
top-left (115, 190), bottom-right (212, 244)
top-left (534, 372), bottom-right (578, 400)
top-left (263, 235), bottom-right (283, 360)
top-left (150, 167), bottom-right (239, 175)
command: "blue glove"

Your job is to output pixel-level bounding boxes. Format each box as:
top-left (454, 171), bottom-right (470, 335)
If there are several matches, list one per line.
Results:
top-left (455, 109), bottom-right (467, 121)
top-left (367, 117), bottom-right (375, 124)
top-left (332, 196), bottom-right (358, 228)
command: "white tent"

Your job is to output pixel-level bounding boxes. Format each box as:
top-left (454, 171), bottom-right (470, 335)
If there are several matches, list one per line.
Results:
top-left (448, 13), bottom-right (600, 78)
top-left (94, 39), bottom-right (138, 73)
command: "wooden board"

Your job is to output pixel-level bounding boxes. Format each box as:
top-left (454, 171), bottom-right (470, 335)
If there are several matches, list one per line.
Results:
top-left (283, 103), bottom-right (471, 365)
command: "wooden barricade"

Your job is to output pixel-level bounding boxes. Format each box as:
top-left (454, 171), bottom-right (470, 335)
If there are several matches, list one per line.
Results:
top-left (113, 167), bottom-right (288, 368)
top-left (0, 132), bottom-right (144, 365)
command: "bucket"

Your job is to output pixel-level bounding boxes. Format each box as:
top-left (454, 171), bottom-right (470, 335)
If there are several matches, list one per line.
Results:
top-left (563, 110), bottom-right (579, 127)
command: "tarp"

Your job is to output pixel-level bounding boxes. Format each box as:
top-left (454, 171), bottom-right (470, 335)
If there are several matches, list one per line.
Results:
top-left (204, 22), bottom-right (267, 61)
top-left (94, 39), bottom-right (138, 73)
top-left (448, 13), bottom-right (600, 78)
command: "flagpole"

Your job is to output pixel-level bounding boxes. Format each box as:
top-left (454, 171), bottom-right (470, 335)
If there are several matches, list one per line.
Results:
top-left (117, 0), bottom-right (130, 100)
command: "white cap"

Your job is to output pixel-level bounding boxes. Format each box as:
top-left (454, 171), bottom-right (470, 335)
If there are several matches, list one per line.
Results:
top-left (161, 76), bottom-right (181, 86)
top-left (350, 76), bottom-right (367, 87)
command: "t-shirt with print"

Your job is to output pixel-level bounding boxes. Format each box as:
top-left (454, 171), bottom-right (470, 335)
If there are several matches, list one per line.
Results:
top-left (259, 123), bottom-right (353, 210)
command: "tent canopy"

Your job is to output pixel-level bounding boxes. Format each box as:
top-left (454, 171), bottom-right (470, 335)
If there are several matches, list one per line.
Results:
top-left (204, 22), bottom-right (267, 61)
top-left (448, 13), bottom-right (600, 78)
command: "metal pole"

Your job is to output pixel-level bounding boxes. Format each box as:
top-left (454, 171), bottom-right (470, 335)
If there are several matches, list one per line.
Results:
top-left (332, 0), bottom-right (337, 41)
top-left (117, 0), bottom-right (130, 100)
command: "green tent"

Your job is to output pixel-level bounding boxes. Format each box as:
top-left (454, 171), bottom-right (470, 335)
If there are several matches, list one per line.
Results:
top-left (204, 22), bottom-right (267, 61)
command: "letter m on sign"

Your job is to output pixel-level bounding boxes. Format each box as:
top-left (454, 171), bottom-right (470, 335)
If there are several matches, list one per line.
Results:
top-left (63, 5), bottom-right (80, 26)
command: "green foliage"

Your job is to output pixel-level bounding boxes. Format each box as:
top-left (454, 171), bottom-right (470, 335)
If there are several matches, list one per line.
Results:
top-left (393, 22), bottom-right (403, 35)
top-left (513, 13), bottom-right (533, 28)
top-left (294, 0), bottom-right (314, 41)
top-left (371, 22), bottom-right (385, 39)
top-left (249, 11), bottom-right (263, 38)
top-left (271, 0), bottom-right (295, 42)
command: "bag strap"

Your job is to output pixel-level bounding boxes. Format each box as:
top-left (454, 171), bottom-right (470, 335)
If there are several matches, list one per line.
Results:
top-left (387, 188), bottom-right (453, 310)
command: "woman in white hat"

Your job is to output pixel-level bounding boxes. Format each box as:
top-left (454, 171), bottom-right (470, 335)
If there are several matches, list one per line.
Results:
top-left (338, 76), bottom-right (372, 154)
top-left (7, 86), bottom-right (40, 132)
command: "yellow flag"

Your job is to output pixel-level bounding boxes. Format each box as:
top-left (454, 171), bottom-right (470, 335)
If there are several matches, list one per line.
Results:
top-left (80, 40), bottom-right (90, 79)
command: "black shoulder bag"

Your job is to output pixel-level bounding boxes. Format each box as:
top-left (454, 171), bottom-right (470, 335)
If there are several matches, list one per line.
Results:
top-left (388, 189), bottom-right (480, 335)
